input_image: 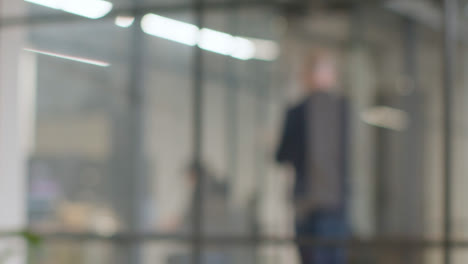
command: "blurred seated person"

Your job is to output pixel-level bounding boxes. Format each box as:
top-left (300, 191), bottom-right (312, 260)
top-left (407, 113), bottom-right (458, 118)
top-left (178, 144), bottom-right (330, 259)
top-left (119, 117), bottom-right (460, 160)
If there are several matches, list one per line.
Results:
top-left (166, 162), bottom-right (247, 264)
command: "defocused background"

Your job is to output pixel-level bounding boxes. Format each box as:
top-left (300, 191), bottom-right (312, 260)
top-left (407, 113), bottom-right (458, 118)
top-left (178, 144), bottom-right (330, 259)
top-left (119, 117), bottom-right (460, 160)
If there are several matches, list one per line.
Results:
top-left (0, 0), bottom-right (467, 263)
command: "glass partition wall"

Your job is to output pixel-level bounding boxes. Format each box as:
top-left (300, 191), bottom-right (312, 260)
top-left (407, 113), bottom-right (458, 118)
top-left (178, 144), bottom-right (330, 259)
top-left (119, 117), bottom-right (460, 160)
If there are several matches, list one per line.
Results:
top-left (0, 0), bottom-right (464, 263)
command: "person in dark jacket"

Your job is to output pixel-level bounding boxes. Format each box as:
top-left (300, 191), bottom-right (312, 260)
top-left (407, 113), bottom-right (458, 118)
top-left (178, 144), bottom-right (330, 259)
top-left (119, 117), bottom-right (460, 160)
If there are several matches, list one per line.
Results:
top-left (276, 48), bottom-right (350, 264)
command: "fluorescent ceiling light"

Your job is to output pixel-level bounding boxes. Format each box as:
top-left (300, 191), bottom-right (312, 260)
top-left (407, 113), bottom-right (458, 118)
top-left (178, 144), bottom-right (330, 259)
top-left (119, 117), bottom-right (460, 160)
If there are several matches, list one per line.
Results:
top-left (115, 16), bottom-right (135, 28)
top-left (141, 14), bottom-right (199, 46)
top-left (61, 0), bottom-right (113, 19)
top-left (361, 106), bottom-right (409, 131)
top-left (24, 48), bottom-right (111, 67)
top-left (24, 0), bottom-right (59, 9)
top-left (249, 38), bottom-right (280, 61)
top-left (24, 0), bottom-right (113, 19)
top-left (140, 13), bottom-right (280, 61)
top-left (230, 37), bottom-right (256, 60)
top-left (198, 28), bottom-right (234, 55)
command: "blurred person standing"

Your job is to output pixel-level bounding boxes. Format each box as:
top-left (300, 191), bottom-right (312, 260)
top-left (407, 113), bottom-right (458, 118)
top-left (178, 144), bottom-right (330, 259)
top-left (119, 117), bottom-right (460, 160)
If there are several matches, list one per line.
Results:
top-left (276, 48), bottom-right (350, 264)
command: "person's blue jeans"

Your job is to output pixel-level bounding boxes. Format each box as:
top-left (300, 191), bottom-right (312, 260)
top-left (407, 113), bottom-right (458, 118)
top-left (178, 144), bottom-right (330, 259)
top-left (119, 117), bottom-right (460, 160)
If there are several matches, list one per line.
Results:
top-left (295, 210), bottom-right (348, 264)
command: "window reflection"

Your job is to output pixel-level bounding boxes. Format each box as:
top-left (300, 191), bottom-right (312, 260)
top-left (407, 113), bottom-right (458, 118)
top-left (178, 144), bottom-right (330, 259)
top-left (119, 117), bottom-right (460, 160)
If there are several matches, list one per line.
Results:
top-left (0, 1), bottom-right (462, 264)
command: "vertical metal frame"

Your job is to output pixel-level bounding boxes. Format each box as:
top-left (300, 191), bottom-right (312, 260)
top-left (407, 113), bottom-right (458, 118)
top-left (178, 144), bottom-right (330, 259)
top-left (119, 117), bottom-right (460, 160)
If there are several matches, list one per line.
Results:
top-left (112, 1), bottom-right (147, 263)
top-left (442, 0), bottom-right (457, 264)
top-left (192, 0), bottom-right (205, 263)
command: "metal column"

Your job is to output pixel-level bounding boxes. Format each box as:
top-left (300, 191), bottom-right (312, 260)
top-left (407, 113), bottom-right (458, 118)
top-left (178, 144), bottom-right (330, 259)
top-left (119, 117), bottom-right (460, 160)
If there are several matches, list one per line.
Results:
top-left (442, 0), bottom-right (457, 264)
top-left (192, 0), bottom-right (205, 263)
top-left (111, 8), bottom-right (147, 264)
